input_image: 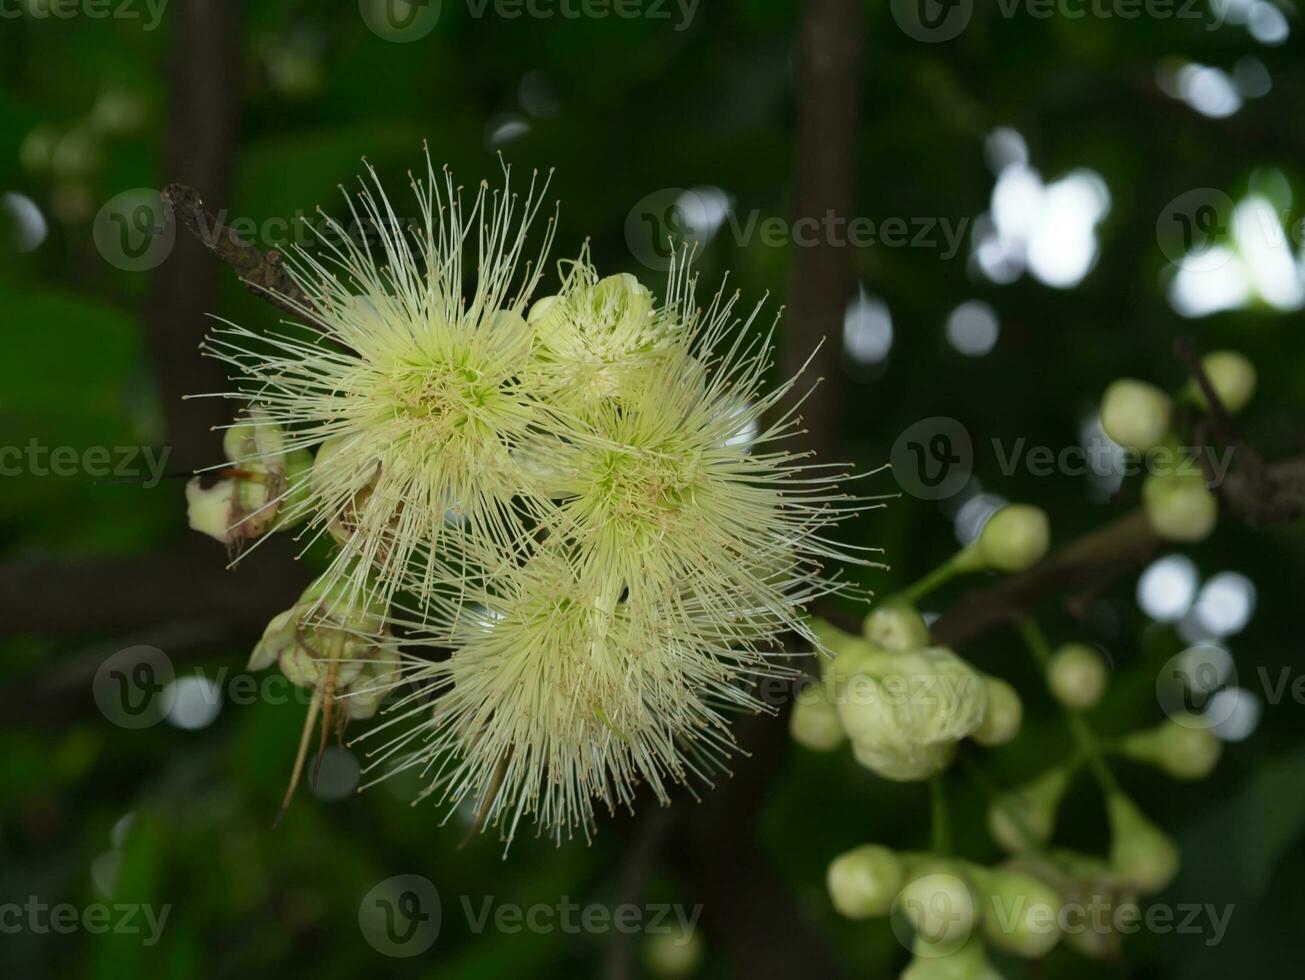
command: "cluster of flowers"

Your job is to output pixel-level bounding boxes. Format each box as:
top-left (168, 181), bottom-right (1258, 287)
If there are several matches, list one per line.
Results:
top-left (185, 155), bottom-right (864, 842)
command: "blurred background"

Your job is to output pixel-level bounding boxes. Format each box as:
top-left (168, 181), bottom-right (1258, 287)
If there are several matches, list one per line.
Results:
top-left (3, 0), bottom-right (1305, 977)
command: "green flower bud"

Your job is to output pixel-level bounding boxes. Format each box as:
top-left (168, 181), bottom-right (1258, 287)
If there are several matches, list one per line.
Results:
top-left (642, 921), bottom-right (703, 978)
top-left (1046, 643), bottom-right (1108, 711)
top-left (1107, 793), bottom-right (1179, 895)
top-left (249, 575), bottom-right (392, 702)
top-left (810, 615), bottom-right (862, 657)
top-left (826, 845), bottom-right (905, 919)
top-left (987, 766), bottom-right (1072, 853)
top-left (979, 868), bottom-right (1062, 958)
top-left (896, 866), bottom-right (980, 954)
top-left (901, 936), bottom-right (1002, 980)
top-left (1191, 351), bottom-right (1256, 415)
top-left (1143, 471), bottom-right (1217, 543)
top-left (962, 505), bottom-right (1050, 573)
top-left (790, 682), bottom-right (846, 752)
top-left (972, 674), bottom-right (1023, 747)
top-left (19, 125), bottom-right (59, 175)
top-left (1100, 379), bottom-right (1173, 454)
top-left (1119, 716), bottom-right (1222, 780)
top-left (836, 648), bottom-right (988, 782)
top-left (864, 602), bottom-right (931, 652)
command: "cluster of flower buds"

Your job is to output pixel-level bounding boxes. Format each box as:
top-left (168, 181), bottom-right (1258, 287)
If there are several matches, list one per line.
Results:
top-left (793, 605), bottom-right (1022, 781)
top-left (248, 573), bottom-right (397, 721)
top-left (827, 848), bottom-right (1066, 976)
top-left (1099, 350), bottom-right (1256, 544)
top-left (186, 411), bottom-right (312, 548)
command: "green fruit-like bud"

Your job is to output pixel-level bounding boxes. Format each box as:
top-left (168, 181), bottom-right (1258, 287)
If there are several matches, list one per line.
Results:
top-left (642, 921), bottom-right (703, 978)
top-left (967, 505), bottom-right (1050, 573)
top-left (837, 648), bottom-right (988, 782)
top-left (1191, 351), bottom-right (1256, 415)
top-left (901, 936), bottom-right (1002, 980)
top-left (980, 869), bottom-right (1062, 958)
top-left (987, 766), bottom-right (1072, 853)
top-left (864, 602), bottom-right (931, 652)
top-left (279, 448), bottom-right (315, 527)
top-left (1107, 793), bottom-right (1179, 895)
top-left (826, 845), bottom-right (905, 919)
top-left (790, 683), bottom-right (846, 752)
top-left (1046, 643), bottom-right (1108, 711)
top-left (1120, 717), bottom-right (1222, 780)
top-left (1101, 379), bottom-right (1172, 453)
top-left (972, 674), bottom-right (1023, 747)
top-left (896, 866), bottom-right (980, 954)
top-left (1143, 471), bottom-right (1217, 543)
top-left (810, 616), bottom-right (862, 657)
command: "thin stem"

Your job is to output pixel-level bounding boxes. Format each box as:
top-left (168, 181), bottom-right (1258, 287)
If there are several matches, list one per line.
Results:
top-left (1019, 618), bottom-right (1119, 796)
top-left (899, 555), bottom-right (963, 605)
top-left (930, 771), bottom-right (950, 856)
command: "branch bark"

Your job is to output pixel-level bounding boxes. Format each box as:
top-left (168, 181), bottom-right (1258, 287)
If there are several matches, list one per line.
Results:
top-left (145, 0), bottom-right (241, 473)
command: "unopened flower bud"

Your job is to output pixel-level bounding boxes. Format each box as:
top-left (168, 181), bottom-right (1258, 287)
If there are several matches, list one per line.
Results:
top-left (1119, 716), bottom-right (1222, 780)
top-left (248, 575), bottom-right (392, 702)
top-left (901, 936), bottom-right (1002, 980)
top-left (896, 866), bottom-right (979, 953)
top-left (1047, 644), bottom-right (1109, 711)
top-left (185, 478), bottom-right (239, 543)
top-left (972, 674), bottom-right (1023, 747)
top-left (837, 647), bottom-right (988, 782)
top-left (961, 505), bottom-right (1050, 573)
top-left (1101, 379), bottom-right (1172, 453)
top-left (1107, 793), bottom-right (1179, 894)
top-left (1143, 471), bottom-right (1217, 543)
top-left (987, 766), bottom-right (1072, 853)
top-left (642, 921), bottom-right (703, 978)
top-left (826, 845), bottom-right (905, 919)
top-left (1191, 351), bottom-right (1256, 415)
top-left (864, 602), bottom-right (931, 652)
top-left (978, 868), bottom-right (1062, 958)
top-left (790, 682), bottom-right (845, 752)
